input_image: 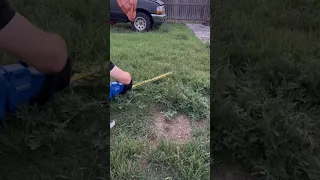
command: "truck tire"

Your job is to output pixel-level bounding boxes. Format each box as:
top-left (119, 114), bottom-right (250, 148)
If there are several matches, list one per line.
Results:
top-left (131, 12), bottom-right (151, 32)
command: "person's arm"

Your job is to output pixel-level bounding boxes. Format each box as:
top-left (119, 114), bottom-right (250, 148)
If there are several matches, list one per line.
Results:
top-left (110, 61), bottom-right (132, 85)
top-left (0, 1), bottom-right (67, 74)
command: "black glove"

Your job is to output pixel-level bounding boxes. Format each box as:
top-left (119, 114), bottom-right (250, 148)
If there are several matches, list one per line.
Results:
top-left (120, 80), bottom-right (133, 95)
top-left (30, 56), bottom-right (72, 105)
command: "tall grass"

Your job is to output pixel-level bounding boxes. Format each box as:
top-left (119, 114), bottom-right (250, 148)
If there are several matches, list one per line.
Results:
top-left (212, 0), bottom-right (320, 179)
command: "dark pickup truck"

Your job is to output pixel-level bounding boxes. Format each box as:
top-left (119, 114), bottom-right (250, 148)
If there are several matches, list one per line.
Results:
top-left (110, 0), bottom-right (166, 31)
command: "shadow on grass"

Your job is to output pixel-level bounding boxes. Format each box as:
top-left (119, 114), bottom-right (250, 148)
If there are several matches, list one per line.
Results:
top-left (0, 0), bottom-right (109, 179)
top-left (111, 22), bottom-right (173, 34)
top-left (0, 82), bottom-right (109, 179)
top-left (111, 23), bottom-right (133, 33)
top-left (212, 0), bottom-right (320, 180)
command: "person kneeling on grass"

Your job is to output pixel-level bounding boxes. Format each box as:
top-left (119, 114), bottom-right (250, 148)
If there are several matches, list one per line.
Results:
top-left (0, 0), bottom-right (72, 104)
top-left (0, 0), bottom-right (69, 75)
top-left (110, 61), bottom-right (133, 128)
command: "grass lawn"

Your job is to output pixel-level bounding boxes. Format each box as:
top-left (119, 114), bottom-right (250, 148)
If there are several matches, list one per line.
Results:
top-left (110, 23), bottom-right (210, 179)
top-left (0, 0), bottom-right (108, 179)
top-left (212, 0), bottom-right (320, 180)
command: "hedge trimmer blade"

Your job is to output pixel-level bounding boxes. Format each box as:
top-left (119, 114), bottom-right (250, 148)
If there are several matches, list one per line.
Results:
top-left (70, 63), bottom-right (173, 88)
top-left (70, 64), bottom-right (107, 84)
top-left (132, 72), bottom-right (173, 89)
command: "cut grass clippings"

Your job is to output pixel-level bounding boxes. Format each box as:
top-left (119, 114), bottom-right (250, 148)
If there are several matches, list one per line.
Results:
top-left (110, 23), bottom-right (210, 179)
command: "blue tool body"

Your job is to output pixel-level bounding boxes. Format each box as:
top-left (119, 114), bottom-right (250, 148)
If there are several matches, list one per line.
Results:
top-left (0, 63), bottom-right (46, 121)
top-left (0, 69), bottom-right (8, 120)
top-left (110, 81), bottom-right (124, 101)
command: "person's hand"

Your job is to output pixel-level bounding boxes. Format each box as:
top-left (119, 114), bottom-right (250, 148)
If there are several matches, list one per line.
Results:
top-left (120, 80), bottom-right (133, 95)
top-left (30, 56), bottom-right (72, 105)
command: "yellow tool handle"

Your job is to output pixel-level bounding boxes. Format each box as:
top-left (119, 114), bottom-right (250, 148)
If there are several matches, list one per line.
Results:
top-left (132, 72), bottom-right (172, 89)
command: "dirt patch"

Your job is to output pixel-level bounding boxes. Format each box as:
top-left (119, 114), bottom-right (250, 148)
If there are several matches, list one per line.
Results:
top-left (151, 112), bottom-right (192, 147)
top-left (149, 133), bottom-right (159, 149)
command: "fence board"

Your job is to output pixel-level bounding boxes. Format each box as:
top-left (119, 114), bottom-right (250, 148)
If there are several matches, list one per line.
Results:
top-left (163, 0), bottom-right (210, 22)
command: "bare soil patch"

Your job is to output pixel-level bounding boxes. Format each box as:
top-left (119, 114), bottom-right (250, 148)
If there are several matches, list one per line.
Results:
top-left (150, 112), bottom-right (192, 148)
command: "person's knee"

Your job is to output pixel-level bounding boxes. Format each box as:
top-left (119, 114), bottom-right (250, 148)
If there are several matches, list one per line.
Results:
top-left (110, 65), bottom-right (132, 85)
top-left (40, 54), bottom-right (67, 75)
top-left (45, 52), bottom-right (67, 74)
top-left (123, 72), bottom-right (132, 84)
top-left (41, 34), bottom-right (68, 74)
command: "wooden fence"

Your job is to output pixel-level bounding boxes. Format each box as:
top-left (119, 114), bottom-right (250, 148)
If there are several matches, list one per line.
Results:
top-left (163, 0), bottom-right (210, 23)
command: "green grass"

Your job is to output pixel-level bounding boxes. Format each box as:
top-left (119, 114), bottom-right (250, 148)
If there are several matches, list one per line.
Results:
top-left (110, 23), bottom-right (210, 179)
top-left (212, 0), bottom-right (320, 180)
top-left (0, 0), bottom-right (108, 179)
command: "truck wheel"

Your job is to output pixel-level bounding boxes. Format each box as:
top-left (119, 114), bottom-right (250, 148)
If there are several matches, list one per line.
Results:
top-left (131, 12), bottom-right (151, 32)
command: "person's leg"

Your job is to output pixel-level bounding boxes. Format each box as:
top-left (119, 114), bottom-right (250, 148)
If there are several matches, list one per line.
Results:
top-left (110, 61), bottom-right (132, 85)
top-left (110, 61), bottom-right (133, 128)
top-left (0, 0), bottom-right (68, 74)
